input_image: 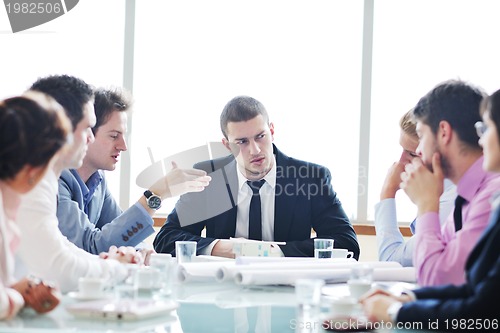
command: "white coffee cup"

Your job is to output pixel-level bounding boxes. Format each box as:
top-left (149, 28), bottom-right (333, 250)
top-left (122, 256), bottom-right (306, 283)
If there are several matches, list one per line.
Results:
top-left (347, 280), bottom-right (373, 299)
top-left (135, 267), bottom-right (160, 290)
top-left (330, 296), bottom-right (357, 317)
top-left (78, 277), bottom-right (105, 298)
top-left (330, 248), bottom-right (354, 259)
top-left (149, 253), bottom-right (174, 296)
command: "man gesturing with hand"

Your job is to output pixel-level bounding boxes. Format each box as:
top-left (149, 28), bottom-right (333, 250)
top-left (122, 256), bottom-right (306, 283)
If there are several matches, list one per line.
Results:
top-left (57, 88), bottom-right (211, 254)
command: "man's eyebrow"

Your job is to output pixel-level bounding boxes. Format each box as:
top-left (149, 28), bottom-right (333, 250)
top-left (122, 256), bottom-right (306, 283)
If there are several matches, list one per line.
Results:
top-left (254, 131), bottom-right (265, 137)
top-left (108, 129), bottom-right (123, 134)
top-left (232, 130), bottom-right (266, 142)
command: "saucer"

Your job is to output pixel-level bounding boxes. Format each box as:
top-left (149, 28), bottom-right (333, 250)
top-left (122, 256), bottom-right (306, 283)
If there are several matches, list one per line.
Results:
top-left (67, 291), bottom-right (112, 301)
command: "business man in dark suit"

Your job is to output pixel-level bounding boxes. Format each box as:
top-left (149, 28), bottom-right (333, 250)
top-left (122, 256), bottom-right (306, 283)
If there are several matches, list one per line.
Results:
top-left (154, 95), bottom-right (359, 258)
top-left (361, 88), bottom-right (500, 330)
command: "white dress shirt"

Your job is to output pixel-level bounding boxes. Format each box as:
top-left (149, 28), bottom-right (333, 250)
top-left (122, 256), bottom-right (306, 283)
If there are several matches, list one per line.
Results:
top-left (234, 157), bottom-right (277, 241)
top-left (202, 156), bottom-right (284, 256)
top-left (0, 183), bottom-right (24, 319)
top-left (14, 169), bottom-right (127, 293)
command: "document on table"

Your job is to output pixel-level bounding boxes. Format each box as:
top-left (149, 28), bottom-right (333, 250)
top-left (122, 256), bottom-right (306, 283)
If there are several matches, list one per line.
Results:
top-left (231, 238), bottom-right (285, 257)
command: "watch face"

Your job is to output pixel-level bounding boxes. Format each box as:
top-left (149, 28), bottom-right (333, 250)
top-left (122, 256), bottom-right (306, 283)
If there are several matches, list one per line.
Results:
top-left (148, 195), bottom-right (162, 209)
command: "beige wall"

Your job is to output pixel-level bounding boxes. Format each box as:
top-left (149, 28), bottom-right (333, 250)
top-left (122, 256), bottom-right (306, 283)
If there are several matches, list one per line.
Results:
top-left (357, 235), bottom-right (379, 262)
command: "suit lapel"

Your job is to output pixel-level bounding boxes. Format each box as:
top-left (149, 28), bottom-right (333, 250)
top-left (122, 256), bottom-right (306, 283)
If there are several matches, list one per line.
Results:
top-left (273, 146), bottom-right (298, 241)
top-left (465, 205), bottom-right (500, 269)
top-left (218, 160), bottom-right (239, 237)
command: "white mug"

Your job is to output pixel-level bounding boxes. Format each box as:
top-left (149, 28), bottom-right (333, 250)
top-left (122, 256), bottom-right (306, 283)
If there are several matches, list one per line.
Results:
top-left (330, 296), bottom-right (357, 317)
top-left (347, 280), bottom-right (373, 299)
top-left (330, 248), bottom-right (354, 259)
top-left (134, 267), bottom-right (160, 290)
top-left (78, 277), bottom-right (105, 298)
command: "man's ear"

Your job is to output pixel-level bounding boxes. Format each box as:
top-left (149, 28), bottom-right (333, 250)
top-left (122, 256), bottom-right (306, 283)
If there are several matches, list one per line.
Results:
top-left (269, 122), bottom-right (275, 139)
top-left (222, 138), bottom-right (231, 151)
top-left (438, 120), bottom-right (452, 144)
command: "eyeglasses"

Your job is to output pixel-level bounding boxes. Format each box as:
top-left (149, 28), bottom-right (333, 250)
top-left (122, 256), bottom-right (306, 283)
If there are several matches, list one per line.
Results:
top-left (475, 121), bottom-right (487, 138)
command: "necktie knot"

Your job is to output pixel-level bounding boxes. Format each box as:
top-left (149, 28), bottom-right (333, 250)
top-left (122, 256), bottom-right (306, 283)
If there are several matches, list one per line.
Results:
top-left (247, 180), bottom-right (265, 195)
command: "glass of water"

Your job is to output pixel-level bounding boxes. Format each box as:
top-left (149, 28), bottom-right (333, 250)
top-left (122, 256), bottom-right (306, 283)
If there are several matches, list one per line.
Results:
top-left (314, 238), bottom-right (334, 259)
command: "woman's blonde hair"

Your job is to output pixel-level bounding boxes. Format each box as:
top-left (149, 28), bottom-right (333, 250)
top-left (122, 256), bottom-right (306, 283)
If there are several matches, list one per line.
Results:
top-left (399, 108), bottom-right (417, 140)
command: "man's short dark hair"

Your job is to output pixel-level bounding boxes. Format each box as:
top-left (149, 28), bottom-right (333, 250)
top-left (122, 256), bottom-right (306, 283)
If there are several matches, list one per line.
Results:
top-left (220, 96), bottom-right (269, 139)
top-left (413, 79), bottom-right (486, 150)
top-left (93, 87), bottom-right (132, 134)
top-left (30, 75), bottom-right (93, 129)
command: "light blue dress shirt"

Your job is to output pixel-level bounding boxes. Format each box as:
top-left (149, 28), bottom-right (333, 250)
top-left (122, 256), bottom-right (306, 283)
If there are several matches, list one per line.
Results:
top-left (374, 179), bottom-right (456, 267)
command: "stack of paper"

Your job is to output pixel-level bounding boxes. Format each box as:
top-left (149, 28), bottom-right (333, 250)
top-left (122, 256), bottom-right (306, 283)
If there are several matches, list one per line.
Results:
top-left (176, 257), bottom-right (416, 286)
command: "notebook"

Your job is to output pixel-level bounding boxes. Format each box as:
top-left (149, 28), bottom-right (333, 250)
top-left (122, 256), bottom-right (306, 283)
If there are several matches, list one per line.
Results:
top-left (66, 299), bottom-right (178, 321)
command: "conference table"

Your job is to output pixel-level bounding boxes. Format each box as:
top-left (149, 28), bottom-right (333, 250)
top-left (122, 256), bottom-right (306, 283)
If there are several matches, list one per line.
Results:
top-left (0, 281), bottom-right (432, 333)
top-left (0, 256), bottom-right (438, 333)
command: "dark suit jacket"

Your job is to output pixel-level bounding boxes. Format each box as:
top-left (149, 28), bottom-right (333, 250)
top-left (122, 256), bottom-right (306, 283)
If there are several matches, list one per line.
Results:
top-left (398, 204), bottom-right (500, 329)
top-left (153, 145), bottom-right (359, 258)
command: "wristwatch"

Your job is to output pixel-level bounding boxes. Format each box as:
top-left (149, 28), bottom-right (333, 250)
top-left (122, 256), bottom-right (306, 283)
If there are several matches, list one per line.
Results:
top-left (144, 190), bottom-right (162, 210)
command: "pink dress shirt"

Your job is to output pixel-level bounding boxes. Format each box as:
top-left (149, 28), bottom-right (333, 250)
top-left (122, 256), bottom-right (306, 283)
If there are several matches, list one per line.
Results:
top-left (414, 157), bottom-right (500, 286)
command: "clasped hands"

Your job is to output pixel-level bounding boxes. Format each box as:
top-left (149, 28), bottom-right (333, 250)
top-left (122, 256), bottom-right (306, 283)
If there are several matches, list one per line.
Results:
top-left (11, 276), bottom-right (61, 315)
top-left (359, 288), bottom-right (413, 323)
top-left (398, 152), bottom-right (444, 216)
top-left (99, 245), bottom-right (155, 265)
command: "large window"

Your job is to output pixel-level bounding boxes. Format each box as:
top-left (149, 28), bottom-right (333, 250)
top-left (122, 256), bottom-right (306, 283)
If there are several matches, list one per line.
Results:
top-left (0, 0), bottom-right (125, 96)
top-left (0, 0), bottom-right (126, 195)
top-left (132, 0), bottom-right (364, 219)
top-left (368, 0), bottom-right (500, 223)
top-left (3, 0), bottom-right (500, 225)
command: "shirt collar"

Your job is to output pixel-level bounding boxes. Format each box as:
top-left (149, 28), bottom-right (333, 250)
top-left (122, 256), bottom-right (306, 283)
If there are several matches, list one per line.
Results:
top-left (456, 156), bottom-right (487, 202)
top-left (70, 169), bottom-right (103, 202)
top-left (236, 155), bottom-right (277, 191)
top-left (491, 191), bottom-right (500, 209)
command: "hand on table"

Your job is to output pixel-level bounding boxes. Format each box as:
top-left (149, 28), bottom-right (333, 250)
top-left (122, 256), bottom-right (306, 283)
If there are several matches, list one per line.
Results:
top-left (12, 277), bottom-right (61, 314)
top-left (138, 248), bottom-right (155, 266)
top-left (211, 239), bottom-right (236, 258)
top-left (99, 245), bottom-right (143, 264)
top-left (359, 287), bottom-right (412, 303)
top-left (360, 294), bottom-right (398, 323)
top-left (359, 287), bottom-right (413, 324)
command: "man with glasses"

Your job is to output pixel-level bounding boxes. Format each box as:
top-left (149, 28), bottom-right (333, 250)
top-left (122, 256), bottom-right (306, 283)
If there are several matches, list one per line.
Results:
top-left (399, 79), bottom-right (500, 286)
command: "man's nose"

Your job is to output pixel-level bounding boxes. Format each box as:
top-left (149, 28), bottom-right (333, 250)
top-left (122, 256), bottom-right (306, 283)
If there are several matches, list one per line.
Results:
top-left (248, 139), bottom-right (261, 155)
top-left (87, 129), bottom-right (95, 144)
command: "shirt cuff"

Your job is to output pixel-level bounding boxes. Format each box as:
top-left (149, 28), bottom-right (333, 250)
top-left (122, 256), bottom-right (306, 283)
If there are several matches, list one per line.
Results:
top-left (133, 202), bottom-right (151, 217)
top-left (200, 239), bottom-right (219, 255)
top-left (387, 301), bottom-right (403, 322)
top-left (402, 289), bottom-right (417, 301)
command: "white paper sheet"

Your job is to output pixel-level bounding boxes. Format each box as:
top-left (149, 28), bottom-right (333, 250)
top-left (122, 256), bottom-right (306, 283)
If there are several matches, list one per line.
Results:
top-left (177, 262), bottom-right (235, 283)
top-left (218, 258), bottom-right (359, 282)
top-left (234, 266), bottom-right (416, 286)
top-left (217, 260), bottom-right (398, 282)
